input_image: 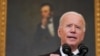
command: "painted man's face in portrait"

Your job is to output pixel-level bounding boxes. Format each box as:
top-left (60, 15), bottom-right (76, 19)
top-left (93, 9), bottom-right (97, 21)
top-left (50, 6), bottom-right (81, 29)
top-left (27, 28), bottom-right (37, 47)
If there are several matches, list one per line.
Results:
top-left (40, 5), bottom-right (51, 19)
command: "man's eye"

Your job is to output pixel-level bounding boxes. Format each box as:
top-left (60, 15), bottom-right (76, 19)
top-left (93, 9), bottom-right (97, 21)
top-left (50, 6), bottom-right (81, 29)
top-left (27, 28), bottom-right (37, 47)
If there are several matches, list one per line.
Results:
top-left (66, 24), bottom-right (71, 27)
top-left (76, 26), bottom-right (81, 29)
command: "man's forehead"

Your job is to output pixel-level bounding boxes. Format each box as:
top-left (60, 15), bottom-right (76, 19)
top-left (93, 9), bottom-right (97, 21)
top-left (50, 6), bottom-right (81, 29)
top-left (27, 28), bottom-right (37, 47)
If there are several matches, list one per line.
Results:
top-left (63, 14), bottom-right (83, 22)
top-left (62, 19), bottom-right (84, 27)
top-left (60, 14), bottom-right (85, 27)
top-left (41, 5), bottom-right (50, 10)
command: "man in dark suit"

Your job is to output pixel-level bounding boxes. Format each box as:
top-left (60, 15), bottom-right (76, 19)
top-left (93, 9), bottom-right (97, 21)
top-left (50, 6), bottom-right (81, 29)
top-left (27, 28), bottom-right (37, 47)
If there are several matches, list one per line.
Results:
top-left (33, 3), bottom-right (60, 55)
top-left (41, 11), bottom-right (87, 56)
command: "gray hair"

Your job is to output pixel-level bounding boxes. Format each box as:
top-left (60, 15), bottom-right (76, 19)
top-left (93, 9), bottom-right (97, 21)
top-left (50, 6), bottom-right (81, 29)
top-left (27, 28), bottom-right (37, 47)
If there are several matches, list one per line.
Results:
top-left (59, 11), bottom-right (86, 32)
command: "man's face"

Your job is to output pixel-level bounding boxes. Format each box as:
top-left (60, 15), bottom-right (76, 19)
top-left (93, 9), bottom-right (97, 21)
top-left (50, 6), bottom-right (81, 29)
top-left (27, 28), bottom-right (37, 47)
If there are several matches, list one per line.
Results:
top-left (58, 14), bottom-right (85, 47)
top-left (41, 5), bottom-right (51, 18)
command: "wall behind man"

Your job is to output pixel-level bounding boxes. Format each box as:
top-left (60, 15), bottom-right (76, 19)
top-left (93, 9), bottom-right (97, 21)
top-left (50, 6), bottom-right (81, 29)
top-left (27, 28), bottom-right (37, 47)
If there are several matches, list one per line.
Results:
top-left (7, 0), bottom-right (95, 56)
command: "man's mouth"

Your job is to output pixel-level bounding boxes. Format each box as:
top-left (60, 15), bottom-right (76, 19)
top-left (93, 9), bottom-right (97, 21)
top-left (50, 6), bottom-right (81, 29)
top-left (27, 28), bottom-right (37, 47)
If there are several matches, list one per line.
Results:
top-left (67, 36), bottom-right (77, 39)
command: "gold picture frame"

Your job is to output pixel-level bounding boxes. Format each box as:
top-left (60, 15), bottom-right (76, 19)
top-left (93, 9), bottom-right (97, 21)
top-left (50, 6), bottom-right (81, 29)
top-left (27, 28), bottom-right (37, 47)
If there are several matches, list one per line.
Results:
top-left (0, 0), bottom-right (7, 56)
top-left (0, 0), bottom-right (100, 56)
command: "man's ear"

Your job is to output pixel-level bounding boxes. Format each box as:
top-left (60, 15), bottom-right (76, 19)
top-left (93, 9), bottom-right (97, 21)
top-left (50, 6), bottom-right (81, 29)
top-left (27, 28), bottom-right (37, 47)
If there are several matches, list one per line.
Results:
top-left (58, 27), bottom-right (61, 38)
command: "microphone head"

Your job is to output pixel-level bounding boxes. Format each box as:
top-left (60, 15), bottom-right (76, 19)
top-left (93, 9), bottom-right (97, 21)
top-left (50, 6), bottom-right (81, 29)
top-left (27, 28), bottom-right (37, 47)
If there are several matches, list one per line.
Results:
top-left (62, 44), bottom-right (72, 55)
top-left (78, 45), bottom-right (88, 55)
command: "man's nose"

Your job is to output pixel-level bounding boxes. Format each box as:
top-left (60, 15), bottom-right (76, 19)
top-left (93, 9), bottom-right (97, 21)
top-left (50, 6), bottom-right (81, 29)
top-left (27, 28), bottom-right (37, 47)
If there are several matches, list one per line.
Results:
top-left (70, 26), bottom-right (76, 33)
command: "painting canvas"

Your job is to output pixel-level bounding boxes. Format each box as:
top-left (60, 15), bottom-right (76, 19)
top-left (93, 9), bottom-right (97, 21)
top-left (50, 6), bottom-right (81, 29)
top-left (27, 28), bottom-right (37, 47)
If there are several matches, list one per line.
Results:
top-left (0, 0), bottom-right (100, 56)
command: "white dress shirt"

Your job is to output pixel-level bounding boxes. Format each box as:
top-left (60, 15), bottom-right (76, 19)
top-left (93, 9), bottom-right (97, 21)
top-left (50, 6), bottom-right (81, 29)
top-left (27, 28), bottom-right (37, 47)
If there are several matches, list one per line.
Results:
top-left (60, 46), bottom-right (79, 56)
top-left (41, 17), bottom-right (55, 37)
top-left (47, 18), bottom-right (55, 37)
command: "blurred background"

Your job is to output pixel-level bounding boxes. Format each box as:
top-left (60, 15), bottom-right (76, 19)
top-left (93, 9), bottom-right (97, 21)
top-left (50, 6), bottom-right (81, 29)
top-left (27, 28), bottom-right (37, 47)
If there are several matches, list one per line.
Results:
top-left (7, 0), bottom-right (95, 56)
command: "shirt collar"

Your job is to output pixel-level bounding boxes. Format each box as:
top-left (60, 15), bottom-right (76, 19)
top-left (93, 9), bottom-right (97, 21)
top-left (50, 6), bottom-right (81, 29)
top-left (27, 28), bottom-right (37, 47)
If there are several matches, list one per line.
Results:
top-left (60, 46), bottom-right (79, 56)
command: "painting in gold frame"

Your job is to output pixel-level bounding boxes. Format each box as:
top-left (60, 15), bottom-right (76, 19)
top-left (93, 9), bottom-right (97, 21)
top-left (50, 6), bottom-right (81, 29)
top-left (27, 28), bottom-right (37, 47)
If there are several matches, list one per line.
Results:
top-left (0, 0), bottom-right (100, 56)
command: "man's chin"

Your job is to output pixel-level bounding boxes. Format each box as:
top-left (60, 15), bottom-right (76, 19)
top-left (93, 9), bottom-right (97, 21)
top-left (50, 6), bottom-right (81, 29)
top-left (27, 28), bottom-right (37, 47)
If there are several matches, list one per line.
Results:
top-left (66, 42), bottom-right (78, 46)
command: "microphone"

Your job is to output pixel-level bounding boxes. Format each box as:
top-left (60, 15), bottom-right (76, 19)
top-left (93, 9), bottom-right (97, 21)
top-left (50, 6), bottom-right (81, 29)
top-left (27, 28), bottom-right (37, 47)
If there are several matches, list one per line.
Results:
top-left (62, 44), bottom-right (73, 56)
top-left (78, 45), bottom-right (88, 56)
top-left (62, 44), bottom-right (88, 56)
